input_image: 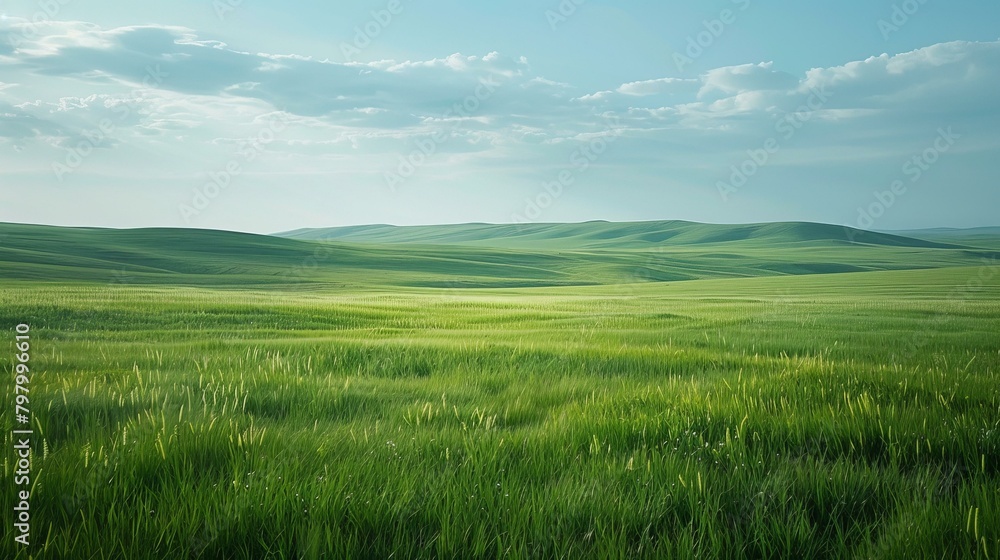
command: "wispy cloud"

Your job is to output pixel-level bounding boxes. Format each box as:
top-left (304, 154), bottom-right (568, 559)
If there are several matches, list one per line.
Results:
top-left (1, 18), bottom-right (998, 230)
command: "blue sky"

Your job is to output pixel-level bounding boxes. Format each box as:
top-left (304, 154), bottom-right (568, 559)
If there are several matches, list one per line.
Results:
top-left (1, 0), bottom-right (999, 233)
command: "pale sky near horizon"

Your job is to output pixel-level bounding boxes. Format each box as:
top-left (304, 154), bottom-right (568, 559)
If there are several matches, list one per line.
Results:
top-left (1, 1), bottom-right (999, 234)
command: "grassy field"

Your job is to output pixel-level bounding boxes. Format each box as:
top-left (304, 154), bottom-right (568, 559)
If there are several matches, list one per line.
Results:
top-left (3, 261), bottom-right (1000, 558)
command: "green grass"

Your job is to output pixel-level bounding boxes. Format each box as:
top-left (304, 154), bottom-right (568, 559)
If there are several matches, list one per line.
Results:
top-left (2, 263), bottom-right (1000, 559)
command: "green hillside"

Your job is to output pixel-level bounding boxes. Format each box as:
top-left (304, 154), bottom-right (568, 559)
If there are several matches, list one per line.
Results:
top-left (278, 220), bottom-right (962, 250)
top-left (882, 227), bottom-right (1000, 250)
top-left (0, 221), bottom-right (994, 289)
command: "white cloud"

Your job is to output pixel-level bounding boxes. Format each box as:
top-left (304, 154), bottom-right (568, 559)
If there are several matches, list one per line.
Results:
top-left (617, 77), bottom-right (700, 97)
top-left (797, 41), bottom-right (1000, 116)
top-left (699, 62), bottom-right (799, 97)
top-left (0, 20), bottom-right (998, 194)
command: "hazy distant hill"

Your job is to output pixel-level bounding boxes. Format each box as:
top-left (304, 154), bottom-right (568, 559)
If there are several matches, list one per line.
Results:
top-left (879, 227), bottom-right (1000, 250)
top-left (278, 220), bottom-right (961, 250)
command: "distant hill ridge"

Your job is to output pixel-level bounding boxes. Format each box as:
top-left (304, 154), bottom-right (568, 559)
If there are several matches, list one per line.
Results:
top-left (1, 220), bottom-right (996, 288)
top-left (277, 220), bottom-right (964, 250)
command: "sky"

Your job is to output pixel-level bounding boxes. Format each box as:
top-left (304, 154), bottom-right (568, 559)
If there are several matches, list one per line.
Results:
top-left (1, 0), bottom-right (999, 233)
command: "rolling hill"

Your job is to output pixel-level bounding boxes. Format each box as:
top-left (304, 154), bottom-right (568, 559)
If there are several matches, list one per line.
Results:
top-left (277, 220), bottom-right (963, 250)
top-left (0, 221), bottom-right (995, 289)
top-left (880, 227), bottom-right (1000, 250)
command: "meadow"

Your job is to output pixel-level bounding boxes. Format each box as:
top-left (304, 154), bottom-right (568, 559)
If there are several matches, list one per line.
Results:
top-left (2, 264), bottom-right (999, 559)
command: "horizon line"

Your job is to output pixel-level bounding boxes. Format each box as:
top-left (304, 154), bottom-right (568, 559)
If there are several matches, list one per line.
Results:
top-left (1, 218), bottom-right (999, 237)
